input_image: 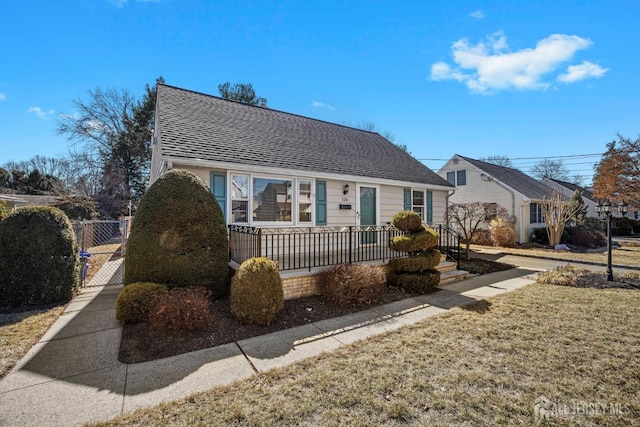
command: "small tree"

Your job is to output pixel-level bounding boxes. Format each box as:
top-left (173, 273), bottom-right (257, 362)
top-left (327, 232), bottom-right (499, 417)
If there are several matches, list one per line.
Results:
top-left (448, 202), bottom-right (509, 257)
top-left (567, 189), bottom-right (587, 227)
top-left (540, 190), bottom-right (583, 247)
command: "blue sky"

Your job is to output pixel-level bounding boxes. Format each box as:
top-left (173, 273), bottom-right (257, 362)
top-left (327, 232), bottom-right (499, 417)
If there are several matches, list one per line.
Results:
top-left (1, 1), bottom-right (638, 185)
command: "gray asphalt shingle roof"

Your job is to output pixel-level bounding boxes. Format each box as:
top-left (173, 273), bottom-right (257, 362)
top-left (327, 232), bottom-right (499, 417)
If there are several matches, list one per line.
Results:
top-left (458, 155), bottom-right (556, 200)
top-left (546, 178), bottom-right (596, 202)
top-left (157, 84), bottom-right (452, 187)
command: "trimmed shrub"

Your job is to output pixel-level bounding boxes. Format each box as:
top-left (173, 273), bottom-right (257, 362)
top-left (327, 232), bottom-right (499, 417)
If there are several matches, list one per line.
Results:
top-left (564, 227), bottom-right (605, 248)
top-left (490, 219), bottom-right (516, 247)
top-left (392, 211), bottom-right (423, 233)
top-left (390, 227), bottom-right (439, 252)
top-left (0, 206), bottom-right (80, 307)
top-left (149, 287), bottom-right (213, 332)
top-left (125, 169), bottom-right (229, 298)
top-left (115, 282), bottom-right (168, 325)
top-left (320, 263), bottom-right (386, 305)
top-left (387, 269), bottom-right (441, 293)
top-left (231, 257), bottom-right (284, 325)
top-left (388, 249), bottom-right (441, 272)
top-left (53, 196), bottom-right (98, 220)
top-left (530, 227), bottom-right (549, 245)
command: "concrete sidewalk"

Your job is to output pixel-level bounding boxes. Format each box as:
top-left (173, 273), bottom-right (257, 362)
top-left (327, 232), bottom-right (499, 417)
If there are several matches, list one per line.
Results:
top-left (0, 267), bottom-right (539, 427)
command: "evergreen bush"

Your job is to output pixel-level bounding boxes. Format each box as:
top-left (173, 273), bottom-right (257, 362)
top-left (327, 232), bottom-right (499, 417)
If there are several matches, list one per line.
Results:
top-left (231, 257), bottom-right (284, 325)
top-left (388, 210), bottom-right (441, 293)
top-left (0, 206), bottom-right (80, 307)
top-left (115, 282), bottom-right (168, 325)
top-left (125, 169), bottom-right (229, 298)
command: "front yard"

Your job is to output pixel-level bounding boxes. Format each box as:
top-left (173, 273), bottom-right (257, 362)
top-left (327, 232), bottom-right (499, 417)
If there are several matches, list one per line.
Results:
top-left (94, 281), bottom-right (639, 426)
top-left (491, 242), bottom-right (640, 267)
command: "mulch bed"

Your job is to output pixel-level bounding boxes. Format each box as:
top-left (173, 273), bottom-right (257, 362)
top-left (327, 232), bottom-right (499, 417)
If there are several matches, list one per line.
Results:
top-left (119, 257), bottom-right (516, 364)
top-left (120, 286), bottom-right (419, 364)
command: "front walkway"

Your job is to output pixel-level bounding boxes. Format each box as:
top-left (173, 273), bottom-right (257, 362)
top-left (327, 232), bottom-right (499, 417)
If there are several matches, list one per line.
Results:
top-left (0, 266), bottom-right (539, 426)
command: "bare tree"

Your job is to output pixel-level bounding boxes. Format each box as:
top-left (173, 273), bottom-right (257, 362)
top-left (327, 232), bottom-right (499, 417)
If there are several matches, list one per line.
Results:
top-left (448, 202), bottom-right (509, 257)
top-left (480, 155), bottom-right (513, 168)
top-left (531, 158), bottom-right (570, 181)
top-left (540, 190), bottom-right (583, 246)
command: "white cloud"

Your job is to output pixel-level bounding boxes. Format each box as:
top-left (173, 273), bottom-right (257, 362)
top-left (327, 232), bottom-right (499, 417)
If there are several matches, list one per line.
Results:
top-left (312, 101), bottom-right (334, 111)
top-left (430, 32), bottom-right (604, 94)
top-left (0, 93), bottom-right (5, 101)
top-left (27, 107), bottom-right (56, 120)
top-left (469, 10), bottom-right (485, 19)
top-left (557, 60), bottom-right (609, 83)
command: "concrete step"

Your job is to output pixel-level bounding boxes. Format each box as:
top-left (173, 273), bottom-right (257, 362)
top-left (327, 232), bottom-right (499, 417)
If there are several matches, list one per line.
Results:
top-left (436, 261), bottom-right (458, 273)
top-left (438, 268), bottom-right (471, 286)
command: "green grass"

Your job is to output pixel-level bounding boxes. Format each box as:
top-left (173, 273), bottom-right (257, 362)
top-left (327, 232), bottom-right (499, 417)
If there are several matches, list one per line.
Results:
top-left (93, 282), bottom-right (640, 426)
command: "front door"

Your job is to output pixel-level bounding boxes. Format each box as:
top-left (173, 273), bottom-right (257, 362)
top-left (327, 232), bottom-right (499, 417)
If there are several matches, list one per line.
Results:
top-left (359, 186), bottom-right (377, 244)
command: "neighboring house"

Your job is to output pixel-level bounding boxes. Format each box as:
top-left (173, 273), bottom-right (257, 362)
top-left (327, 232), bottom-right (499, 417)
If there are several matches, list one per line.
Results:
top-left (0, 194), bottom-right (58, 213)
top-left (150, 84), bottom-right (455, 270)
top-left (541, 177), bottom-right (599, 218)
top-left (438, 155), bottom-right (557, 243)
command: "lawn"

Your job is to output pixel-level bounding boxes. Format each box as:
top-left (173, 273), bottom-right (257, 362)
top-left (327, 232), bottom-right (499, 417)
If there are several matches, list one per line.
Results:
top-left (93, 282), bottom-right (640, 426)
top-left (479, 243), bottom-right (640, 268)
top-left (0, 305), bottom-right (64, 379)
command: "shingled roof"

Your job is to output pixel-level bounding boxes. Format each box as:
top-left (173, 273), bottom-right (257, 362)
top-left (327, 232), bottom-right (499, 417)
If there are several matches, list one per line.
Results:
top-left (545, 177), bottom-right (596, 202)
top-left (156, 84), bottom-right (452, 187)
top-left (457, 155), bottom-right (555, 200)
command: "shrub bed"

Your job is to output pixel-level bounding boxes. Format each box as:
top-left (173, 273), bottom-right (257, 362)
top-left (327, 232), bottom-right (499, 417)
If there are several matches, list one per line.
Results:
top-left (116, 282), bottom-right (168, 325)
top-left (149, 287), bottom-right (213, 332)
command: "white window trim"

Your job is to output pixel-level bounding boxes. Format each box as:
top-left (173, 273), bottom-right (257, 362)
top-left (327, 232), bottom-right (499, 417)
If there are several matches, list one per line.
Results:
top-left (411, 188), bottom-right (426, 221)
top-left (229, 171), bottom-right (315, 226)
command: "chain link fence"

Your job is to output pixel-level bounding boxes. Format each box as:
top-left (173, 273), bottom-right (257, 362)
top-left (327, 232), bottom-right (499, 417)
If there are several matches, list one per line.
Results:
top-left (75, 219), bottom-right (129, 287)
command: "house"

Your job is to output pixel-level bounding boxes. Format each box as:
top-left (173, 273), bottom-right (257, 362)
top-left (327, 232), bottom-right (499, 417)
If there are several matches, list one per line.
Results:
top-left (541, 177), bottom-right (599, 218)
top-left (438, 155), bottom-right (557, 243)
top-left (0, 193), bottom-right (59, 213)
top-left (150, 84), bottom-right (454, 227)
top-left (149, 84), bottom-right (457, 280)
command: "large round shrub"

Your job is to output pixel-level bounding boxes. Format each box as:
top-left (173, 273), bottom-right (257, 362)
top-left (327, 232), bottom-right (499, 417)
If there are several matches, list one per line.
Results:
top-left (231, 257), bottom-right (284, 325)
top-left (0, 206), bottom-right (80, 307)
top-left (125, 170), bottom-right (229, 298)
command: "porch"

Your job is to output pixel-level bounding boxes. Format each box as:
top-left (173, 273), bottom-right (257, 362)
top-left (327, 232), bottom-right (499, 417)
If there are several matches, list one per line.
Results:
top-left (229, 224), bottom-right (460, 270)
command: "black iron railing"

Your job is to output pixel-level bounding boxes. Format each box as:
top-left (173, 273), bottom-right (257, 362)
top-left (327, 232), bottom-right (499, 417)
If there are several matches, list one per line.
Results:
top-left (229, 224), bottom-right (461, 271)
top-left (433, 224), bottom-right (461, 269)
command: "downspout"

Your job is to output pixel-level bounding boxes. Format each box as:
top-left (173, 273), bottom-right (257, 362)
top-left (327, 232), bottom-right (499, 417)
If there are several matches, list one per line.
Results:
top-left (445, 189), bottom-right (455, 226)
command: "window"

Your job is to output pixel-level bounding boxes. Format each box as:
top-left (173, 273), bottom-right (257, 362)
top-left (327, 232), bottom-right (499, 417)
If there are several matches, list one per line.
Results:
top-left (446, 170), bottom-right (466, 186)
top-left (412, 190), bottom-right (424, 219)
top-left (299, 180), bottom-right (312, 222)
top-left (231, 174), bottom-right (249, 223)
top-left (530, 203), bottom-right (544, 224)
top-left (253, 177), bottom-right (292, 222)
top-left (484, 203), bottom-right (498, 221)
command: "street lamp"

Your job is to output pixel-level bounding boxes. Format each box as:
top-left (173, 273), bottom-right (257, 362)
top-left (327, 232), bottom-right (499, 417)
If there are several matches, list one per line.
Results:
top-left (595, 200), bottom-right (628, 281)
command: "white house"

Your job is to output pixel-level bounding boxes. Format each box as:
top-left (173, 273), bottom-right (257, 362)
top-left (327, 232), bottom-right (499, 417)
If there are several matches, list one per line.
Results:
top-left (149, 84), bottom-right (456, 270)
top-left (541, 177), bottom-right (599, 218)
top-left (438, 155), bottom-right (557, 243)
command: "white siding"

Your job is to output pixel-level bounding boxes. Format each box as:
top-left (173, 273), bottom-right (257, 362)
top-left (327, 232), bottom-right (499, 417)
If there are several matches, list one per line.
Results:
top-left (439, 157), bottom-right (531, 242)
top-left (326, 179), bottom-right (358, 225)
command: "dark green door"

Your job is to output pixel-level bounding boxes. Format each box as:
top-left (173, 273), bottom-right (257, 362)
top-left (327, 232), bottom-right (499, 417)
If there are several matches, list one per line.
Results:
top-left (360, 186), bottom-right (377, 244)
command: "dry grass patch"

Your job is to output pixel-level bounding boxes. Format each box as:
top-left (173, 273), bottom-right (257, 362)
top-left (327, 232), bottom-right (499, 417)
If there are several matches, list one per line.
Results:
top-left (0, 305), bottom-right (64, 379)
top-left (83, 243), bottom-right (122, 284)
top-left (94, 283), bottom-right (639, 426)
top-left (492, 244), bottom-right (640, 267)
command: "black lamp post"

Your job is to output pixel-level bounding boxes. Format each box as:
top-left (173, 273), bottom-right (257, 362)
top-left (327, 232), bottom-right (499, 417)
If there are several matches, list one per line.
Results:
top-left (595, 200), bottom-right (628, 281)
